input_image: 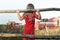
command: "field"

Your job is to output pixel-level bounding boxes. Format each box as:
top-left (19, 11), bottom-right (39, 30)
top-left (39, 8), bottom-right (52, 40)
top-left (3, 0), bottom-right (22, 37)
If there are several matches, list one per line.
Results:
top-left (0, 24), bottom-right (24, 40)
top-left (35, 26), bottom-right (60, 40)
top-left (0, 25), bottom-right (60, 40)
top-left (35, 27), bottom-right (60, 36)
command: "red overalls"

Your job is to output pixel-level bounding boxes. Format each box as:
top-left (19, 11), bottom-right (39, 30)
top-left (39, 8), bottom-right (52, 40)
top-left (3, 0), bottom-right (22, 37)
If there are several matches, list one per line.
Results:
top-left (22, 13), bottom-right (38, 40)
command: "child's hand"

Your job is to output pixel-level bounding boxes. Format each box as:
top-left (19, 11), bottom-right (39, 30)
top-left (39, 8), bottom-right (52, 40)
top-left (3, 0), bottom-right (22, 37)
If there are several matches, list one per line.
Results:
top-left (16, 9), bottom-right (20, 13)
top-left (36, 9), bottom-right (40, 12)
top-left (36, 9), bottom-right (40, 15)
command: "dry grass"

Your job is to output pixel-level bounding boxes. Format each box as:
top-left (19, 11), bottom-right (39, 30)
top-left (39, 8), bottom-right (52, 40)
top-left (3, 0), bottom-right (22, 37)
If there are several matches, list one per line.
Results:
top-left (35, 27), bottom-right (60, 35)
top-left (35, 26), bottom-right (60, 40)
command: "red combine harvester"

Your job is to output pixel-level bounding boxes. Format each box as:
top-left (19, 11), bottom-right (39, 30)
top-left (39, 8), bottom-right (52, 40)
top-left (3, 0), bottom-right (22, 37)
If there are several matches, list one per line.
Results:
top-left (35, 17), bottom-right (60, 29)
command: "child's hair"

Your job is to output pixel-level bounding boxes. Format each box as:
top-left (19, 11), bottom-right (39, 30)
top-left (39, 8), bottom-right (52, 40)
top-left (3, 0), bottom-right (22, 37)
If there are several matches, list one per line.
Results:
top-left (25, 3), bottom-right (35, 13)
top-left (27, 3), bottom-right (34, 9)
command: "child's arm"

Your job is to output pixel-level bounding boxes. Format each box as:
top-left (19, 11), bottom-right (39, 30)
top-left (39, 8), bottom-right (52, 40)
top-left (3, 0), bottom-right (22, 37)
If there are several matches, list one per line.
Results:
top-left (16, 9), bottom-right (24, 21)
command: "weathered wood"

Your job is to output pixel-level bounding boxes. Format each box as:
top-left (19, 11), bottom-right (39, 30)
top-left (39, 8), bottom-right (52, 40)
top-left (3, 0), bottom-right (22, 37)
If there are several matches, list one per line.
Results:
top-left (0, 9), bottom-right (36, 13)
top-left (0, 33), bottom-right (60, 39)
top-left (0, 8), bottom-right (60, 13)
top-left (0, 10), bottom-right (16, 13)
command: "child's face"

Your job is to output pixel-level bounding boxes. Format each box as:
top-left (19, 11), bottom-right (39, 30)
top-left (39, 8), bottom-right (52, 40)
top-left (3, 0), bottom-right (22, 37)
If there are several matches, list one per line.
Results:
top-left (26, 6), bottom-right (32, 9)
top-left (25, 6), bottom-right (34, 13)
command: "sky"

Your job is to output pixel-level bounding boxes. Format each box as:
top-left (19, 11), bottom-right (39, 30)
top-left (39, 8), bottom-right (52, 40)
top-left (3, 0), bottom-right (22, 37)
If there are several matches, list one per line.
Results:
top-left (0, 0), bottom-right (60, 25)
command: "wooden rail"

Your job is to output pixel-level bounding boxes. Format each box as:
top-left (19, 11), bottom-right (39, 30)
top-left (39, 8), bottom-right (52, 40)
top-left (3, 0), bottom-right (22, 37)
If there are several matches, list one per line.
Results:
top-left (0, 33), bottom-right (60, 39)
top-left (0, 8), bottom-right (60, 13)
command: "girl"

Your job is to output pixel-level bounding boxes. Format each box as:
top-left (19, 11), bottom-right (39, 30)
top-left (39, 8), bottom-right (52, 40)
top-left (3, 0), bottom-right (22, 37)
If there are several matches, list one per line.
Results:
top-left (16, 3), bottom-right (41, 40)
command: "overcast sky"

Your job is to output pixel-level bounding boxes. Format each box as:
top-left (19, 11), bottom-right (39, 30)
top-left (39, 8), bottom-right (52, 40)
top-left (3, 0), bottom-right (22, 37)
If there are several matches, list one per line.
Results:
top-left (0, 0), bottom-right (60, 24)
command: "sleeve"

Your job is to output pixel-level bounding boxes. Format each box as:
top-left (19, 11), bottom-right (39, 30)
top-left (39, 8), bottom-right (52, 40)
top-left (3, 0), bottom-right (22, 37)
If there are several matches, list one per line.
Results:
top-left (34, 13), bottom-right (39, 19)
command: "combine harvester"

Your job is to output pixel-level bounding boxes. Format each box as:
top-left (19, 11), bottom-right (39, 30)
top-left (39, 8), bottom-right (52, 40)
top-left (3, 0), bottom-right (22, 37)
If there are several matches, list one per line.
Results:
top-left (35, 17), bottom-right (60, 30)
